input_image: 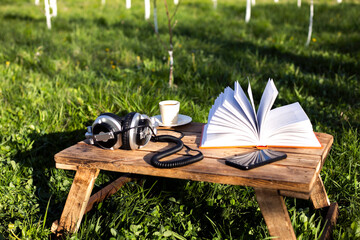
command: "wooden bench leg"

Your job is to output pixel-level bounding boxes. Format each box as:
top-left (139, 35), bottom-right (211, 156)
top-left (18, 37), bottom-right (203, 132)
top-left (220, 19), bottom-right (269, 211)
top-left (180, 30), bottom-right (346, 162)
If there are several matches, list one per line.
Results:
top-left (255, 188), bottom-right (296, 240)
top-left (54, 167), bottom-right (100, 236)
top-left (310, 174), bottom-right (330, 209)
top-left (320, 202), bottom-right (339, 240)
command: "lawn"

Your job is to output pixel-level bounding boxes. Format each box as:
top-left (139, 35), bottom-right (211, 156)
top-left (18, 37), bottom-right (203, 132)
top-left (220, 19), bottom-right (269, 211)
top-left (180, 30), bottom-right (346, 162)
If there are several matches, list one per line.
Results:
top-left (0, 0), bottom-right (359, 239)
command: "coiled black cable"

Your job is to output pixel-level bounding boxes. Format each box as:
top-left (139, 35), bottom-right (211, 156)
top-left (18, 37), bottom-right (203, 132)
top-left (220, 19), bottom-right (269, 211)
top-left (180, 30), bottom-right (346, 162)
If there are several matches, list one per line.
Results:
top-left (150, 133), bottom-right (203, 168)
top-left (116, 125), bottom-right (203, 168)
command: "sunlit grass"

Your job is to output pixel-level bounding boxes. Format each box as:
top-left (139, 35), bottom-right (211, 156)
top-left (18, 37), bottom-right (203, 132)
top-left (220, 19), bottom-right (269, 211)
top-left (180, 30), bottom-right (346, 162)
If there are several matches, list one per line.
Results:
top-left (0, 0), bottom-right (359, 239)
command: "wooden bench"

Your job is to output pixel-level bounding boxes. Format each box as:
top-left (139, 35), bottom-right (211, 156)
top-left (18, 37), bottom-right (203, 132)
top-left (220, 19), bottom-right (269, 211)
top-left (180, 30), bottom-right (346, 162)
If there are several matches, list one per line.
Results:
top-left (52, 122), bottom-right (338, 239)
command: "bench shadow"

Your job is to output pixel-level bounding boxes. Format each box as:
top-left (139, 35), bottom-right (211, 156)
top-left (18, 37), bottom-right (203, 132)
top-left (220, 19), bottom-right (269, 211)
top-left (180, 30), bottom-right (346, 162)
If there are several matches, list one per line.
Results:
top-left (13, 123), bottom-right (202, 226)
top-left (12, 128), bottom-right (90, 227)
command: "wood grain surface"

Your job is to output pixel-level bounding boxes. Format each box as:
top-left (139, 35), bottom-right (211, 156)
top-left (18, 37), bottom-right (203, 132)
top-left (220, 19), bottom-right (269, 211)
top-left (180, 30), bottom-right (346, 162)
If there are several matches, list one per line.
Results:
top-left (55, 123), bottom-right (333, 193)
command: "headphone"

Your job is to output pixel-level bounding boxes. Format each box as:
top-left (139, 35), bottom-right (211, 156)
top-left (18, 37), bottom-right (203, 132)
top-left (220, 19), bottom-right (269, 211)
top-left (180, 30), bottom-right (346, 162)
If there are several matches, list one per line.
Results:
top-left (85, 112), bottom-right (203, 168)
top-left (85, 112), bottom-right (154, 150)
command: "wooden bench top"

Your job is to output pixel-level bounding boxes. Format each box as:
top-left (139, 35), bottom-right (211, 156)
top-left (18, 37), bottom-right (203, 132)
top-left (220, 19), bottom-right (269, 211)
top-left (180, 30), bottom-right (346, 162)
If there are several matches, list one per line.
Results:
top-left (55, 122), bottom-right (333, 194)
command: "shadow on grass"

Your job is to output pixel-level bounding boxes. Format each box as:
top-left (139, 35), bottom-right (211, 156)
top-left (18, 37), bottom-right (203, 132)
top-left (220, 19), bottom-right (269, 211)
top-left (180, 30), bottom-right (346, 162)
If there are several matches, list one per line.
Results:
top-left (3, 13), bottom-right (43, 22)
top-left (12, 128), bottom-right (262, 238)
top-left (12, 129), bottom-right (87, 227)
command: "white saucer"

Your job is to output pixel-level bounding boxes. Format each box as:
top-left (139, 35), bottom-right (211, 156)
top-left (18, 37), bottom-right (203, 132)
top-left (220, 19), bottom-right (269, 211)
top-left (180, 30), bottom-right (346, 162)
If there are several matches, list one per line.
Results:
top-left (153, 114), bottom-right (192, 127)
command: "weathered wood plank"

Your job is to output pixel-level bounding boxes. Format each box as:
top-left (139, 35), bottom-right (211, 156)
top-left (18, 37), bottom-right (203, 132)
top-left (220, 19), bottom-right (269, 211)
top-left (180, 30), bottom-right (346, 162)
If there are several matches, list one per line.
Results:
top-left (319, 134), bottom-right (333, 168)
top-left (56, 167), bottom-right (99, 235)
top-left (310, 174), bottom-right (330, 209)
top-left (320, 202), bottom-right (339, 240)
top-left (54, 123), bottom-right (332, 193)
top-left (141, 140), bottom-right (322, 166)
top-left (255, 188), bottom-right (296, 240)
top-left (55, 143), bottom-right (317, 192)
top-left (55, 163), bottom-right (77, 171)
top-left (64, 136), bottom-right (328, 172)
top-left (280, 190), bottom-right (310, 200)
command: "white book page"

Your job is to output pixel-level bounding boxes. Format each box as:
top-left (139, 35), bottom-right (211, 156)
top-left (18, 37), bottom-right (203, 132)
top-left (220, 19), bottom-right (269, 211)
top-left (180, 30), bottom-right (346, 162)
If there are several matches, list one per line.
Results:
top-left (247, 81), bottom-right (258, 130)
top-left (201, 130), bottom-right (258, 147)
top-left (207, 92), bottom-right (224, 123)
top-left (223, 86), bottom-right (258, 137)
top-left (234, 81), bottom-right (258, 135)
top-left (209, 109), bottom-right (250, 132)
top-left (206, 106), bottom-right (258, 143)
top-left (261, 102), bottom-right (321, 147)
top-left (206, 124), bottom-right (258, 144)
top-left (265, 130), bottom-right (321, 147)
top-left (263, 103), bottom-right (309, 132)
top-left (206, 87), bottom-right (258, 142)
top-left (201, 85), bottom-right (260, 147)
top-left (208, 88), bottom-right (246, 130)
top-left (257, 79), bottom-right (278, 134)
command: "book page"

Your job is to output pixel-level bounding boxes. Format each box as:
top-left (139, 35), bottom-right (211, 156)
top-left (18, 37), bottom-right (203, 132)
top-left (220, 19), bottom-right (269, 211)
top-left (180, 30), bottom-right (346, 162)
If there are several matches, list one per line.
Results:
top-left (206, 87), bottom-right (258, 141)
top-left (208, 88), bottom-right (249, 130)
top-left (234, 81), bottom-right (258, 135)
top-left (209, 109), bottom-right (252, 133)
top-left (247, 81), bottom-right (258, 128)
top-left (205, 123), bottom-right (258, 144)
top-left (263, 103), bottom-right (309, 132)
top-left (265, 130), bottom-right (321, 147)
top-left (201, 85), bottom-right (260, 148)
top-left (206, 92), bottom-right (224, 123)
top-left (257, 79), bottom-right (278, 134)
top-left (223, 86), bottom-right (258, 137)
top-left (200, 128), bottom-right (258, 147)
top-left (261, 102), bottom-right (321, 147)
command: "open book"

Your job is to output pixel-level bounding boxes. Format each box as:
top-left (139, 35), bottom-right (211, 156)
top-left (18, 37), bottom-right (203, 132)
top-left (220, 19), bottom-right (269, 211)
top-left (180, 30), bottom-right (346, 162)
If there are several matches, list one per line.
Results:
top-left (200, 79), bottom-right (322, 149)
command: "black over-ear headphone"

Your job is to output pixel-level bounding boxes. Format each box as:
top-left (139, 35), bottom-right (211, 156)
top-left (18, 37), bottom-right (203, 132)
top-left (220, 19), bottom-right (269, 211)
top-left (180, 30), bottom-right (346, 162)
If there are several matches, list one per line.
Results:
top-left (85, 112), bottom-right (203, 168)
top-left (85, 112), bottom-right (153, 150)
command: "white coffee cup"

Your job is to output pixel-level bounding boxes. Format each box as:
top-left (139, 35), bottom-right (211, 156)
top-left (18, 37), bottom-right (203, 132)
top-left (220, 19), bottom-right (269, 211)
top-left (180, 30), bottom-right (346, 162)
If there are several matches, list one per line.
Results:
top-left (159, 100), bottom-right (180, 126)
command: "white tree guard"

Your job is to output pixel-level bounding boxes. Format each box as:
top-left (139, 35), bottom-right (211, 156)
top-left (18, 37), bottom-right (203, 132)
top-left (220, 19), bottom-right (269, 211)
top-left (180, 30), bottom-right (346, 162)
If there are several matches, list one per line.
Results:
top-left (35, 0), bottom-right (40, 5)
top-left (245, 0), bottom-right (251, 23)
top-left (174, 0), bottom-right (179, 5)
top-left (252, 0), bottom-right (256, 6)
top-left (154, 5), bottom-right (158, 33)
top-left (126, 0), bottom-right (131, 9)
top-left (337, 0), bottom-right (342, 3)
top-left (306, 0), bottom-right (314, 46)
top-left (50, 0), bottom-right (57, 17)
top-left (212, 0), bottom-right (217, 9)
top-left (44, 0), bottom-right (52, 29)
top-left (297, 0), bottom-right (301, 7)
top-left (168, 50), bottom-right (174, 65)
top-left (145, 0), bottom-right (151, 20)
top-left (102, 0), bottom-right (106, 5)
top-left (274, 0), bottom-right (279, 3)
top-left (43, 0), bottom-right (57, 29)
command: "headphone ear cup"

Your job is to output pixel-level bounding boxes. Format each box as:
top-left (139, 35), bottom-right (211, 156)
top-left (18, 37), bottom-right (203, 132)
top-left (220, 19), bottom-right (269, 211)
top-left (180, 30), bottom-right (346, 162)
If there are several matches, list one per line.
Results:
top-left (90, 112), bottom-right (124, 149)
top-left (92, 122), bottom-right (118, 149)
top-left (121, 112), bottom-right (137, 150)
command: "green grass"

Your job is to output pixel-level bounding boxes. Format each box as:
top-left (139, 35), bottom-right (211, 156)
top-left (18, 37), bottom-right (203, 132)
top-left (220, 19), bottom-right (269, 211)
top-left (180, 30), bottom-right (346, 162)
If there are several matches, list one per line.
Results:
top-left (0, 0), bottom-right (359, 239)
